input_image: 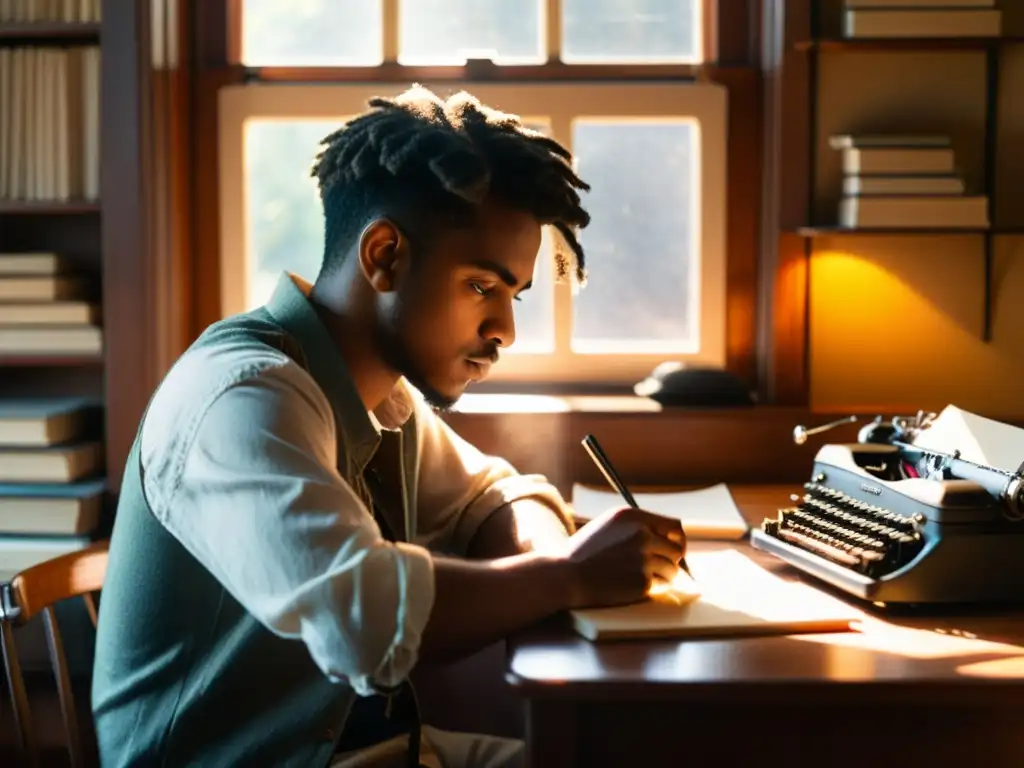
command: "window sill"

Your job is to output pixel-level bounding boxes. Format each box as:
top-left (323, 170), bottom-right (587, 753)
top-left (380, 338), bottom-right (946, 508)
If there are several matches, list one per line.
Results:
top-left (452, 393), bottom-right (663, 414)
top-left (451, 393), bottom-right (807, 419)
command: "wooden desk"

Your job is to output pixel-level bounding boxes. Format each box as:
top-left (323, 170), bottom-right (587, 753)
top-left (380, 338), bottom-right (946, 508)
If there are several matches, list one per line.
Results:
top-left (507, 485), bottom-right (1024, 767)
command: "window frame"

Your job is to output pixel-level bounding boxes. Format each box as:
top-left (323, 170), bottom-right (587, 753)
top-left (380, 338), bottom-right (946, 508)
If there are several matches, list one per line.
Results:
top-left (236, 0), bottom-right (707, 69)
top-left (218, 81), bottom-right (728, 385)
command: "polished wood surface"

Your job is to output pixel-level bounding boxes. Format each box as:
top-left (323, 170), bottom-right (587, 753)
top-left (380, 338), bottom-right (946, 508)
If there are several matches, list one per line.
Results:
top-left (508, 484), bottom-right (1024, 766)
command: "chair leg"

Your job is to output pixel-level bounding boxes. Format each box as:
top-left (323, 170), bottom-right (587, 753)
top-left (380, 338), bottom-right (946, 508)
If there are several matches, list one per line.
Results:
top-left (1, 618), bottom-right (38, 768)
top-left (82, 593), bottom-right (98, 628)
top-left (43, 606), bottom-right (83, 768)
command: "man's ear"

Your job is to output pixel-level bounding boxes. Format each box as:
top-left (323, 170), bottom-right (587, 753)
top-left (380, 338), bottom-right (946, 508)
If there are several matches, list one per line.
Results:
top-left (357, 218), bottom-right (404, 293)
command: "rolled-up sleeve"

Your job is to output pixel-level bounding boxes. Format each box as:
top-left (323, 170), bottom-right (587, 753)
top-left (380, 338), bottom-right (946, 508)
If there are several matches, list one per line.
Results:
top-left (143, 362), bottom-right (435, 696)
top-left (407, 387), bottom-right (575, 555)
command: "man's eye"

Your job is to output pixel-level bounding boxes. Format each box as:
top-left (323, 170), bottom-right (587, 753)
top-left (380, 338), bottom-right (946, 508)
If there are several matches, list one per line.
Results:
top-left (470, 282), bottom-right (491, 296)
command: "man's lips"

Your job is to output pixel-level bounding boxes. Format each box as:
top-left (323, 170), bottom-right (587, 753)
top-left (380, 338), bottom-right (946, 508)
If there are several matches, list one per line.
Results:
top-left (466, 355), bottom-right (496, 378)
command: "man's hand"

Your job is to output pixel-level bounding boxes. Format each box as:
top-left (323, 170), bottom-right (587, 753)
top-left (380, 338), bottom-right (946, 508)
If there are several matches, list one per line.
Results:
top-left (420, 505), bottom-right (683, 664)
top-left (559, 507), bottom-right (686, 609)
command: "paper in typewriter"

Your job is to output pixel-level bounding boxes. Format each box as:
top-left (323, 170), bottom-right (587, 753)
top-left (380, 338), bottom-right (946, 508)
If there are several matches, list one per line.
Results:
top-left (912, 405), bottom-right (1024, 475)
top-left (571, 483), bottom-right (749, 540)
top-left (570, 550), bottom-right (862, 641)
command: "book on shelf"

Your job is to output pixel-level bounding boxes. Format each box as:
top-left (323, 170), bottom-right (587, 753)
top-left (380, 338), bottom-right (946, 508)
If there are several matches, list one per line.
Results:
top-left (0, 396), bottom-right (103, 575)
top-left (0, 0), bottom-right (101, 22)
top-left (0, 251), bottom-right (71, 273)
top-left (831, 134), bottom-right (987, 229)
top-left (841, 146), bottom-right (956, 176)
top-left (0, 273), bottom-right (90, 301)
top-left (843, 176), bottom-right (965, 196)
top-left (0, 479), bottom-right (104, 536)
top-left (0, 251), bottom-right (103, 353)
top-left (839, 195), bottom-right (989, 228)
top-left (0, 396), bottom-right (101, 445)
top-left (0, 441), bottom-right (104, 482)
top-left (842, 7), bottom-right (1001, 39)
top-left (0, 44), bottom-right (100, 202)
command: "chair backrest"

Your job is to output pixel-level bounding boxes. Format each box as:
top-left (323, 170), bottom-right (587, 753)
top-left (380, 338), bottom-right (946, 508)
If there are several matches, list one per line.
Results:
top-left (1, 540), bottom-right (109, 768)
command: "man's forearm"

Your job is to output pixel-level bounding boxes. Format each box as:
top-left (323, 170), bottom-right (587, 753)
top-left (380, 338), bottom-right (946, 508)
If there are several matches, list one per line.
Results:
top-left (418, 552), bottom-right (572, 664)
top-left (467, 498), bottom-right (574, 559)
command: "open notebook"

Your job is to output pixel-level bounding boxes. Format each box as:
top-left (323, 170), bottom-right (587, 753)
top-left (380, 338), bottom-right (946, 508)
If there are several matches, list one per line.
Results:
top-left (571, 483), bottom-right (750, 540)
top-left (570, 549), bottom-right (862, 641)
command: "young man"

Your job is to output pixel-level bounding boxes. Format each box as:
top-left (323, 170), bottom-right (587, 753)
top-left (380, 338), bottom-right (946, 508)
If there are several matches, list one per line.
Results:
top-left (91, 86), bottom-right (684, 767)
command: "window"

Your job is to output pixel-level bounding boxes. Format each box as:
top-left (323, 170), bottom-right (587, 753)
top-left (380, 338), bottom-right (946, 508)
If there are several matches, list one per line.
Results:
top-left (223, 2), bottom-right (725, 386)
top-left (241, 0), bottom-right (703, 66)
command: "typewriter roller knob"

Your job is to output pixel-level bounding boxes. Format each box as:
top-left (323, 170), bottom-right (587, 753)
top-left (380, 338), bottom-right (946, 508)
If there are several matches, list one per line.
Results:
top-left (793, 415), bottom-right (858, 445)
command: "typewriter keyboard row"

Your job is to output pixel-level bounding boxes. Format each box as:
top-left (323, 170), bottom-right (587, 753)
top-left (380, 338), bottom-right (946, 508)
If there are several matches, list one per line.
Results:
top-left (761, 482), bottom-right (925, 577)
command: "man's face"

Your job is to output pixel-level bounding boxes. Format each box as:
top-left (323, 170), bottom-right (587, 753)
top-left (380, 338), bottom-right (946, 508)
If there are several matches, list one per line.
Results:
top-left (375, 201), bottom-right (542, 409)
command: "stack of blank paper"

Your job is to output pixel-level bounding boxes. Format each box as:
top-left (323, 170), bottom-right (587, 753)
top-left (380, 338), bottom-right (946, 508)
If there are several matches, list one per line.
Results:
top-left (571, 483), bottom-right (750, 540)
top-left (571, 550), bottom-right (862, 641)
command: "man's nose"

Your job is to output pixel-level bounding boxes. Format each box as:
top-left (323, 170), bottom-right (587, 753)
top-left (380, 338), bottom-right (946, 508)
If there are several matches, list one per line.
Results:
top-left (483, 299), bottom-right (516, 349)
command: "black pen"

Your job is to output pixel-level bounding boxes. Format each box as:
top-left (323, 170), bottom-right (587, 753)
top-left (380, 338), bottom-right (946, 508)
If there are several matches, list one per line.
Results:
top-left (581, 433), bottom-right (694, 581)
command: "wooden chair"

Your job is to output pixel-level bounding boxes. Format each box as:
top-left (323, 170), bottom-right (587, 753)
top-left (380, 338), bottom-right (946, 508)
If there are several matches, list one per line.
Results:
top-left (1, 540), bottom-right (109, 768)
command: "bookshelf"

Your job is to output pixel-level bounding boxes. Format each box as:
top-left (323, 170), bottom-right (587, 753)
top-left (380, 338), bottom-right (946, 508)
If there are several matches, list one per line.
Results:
top-left (0, 0), bottom-right (108, 682)
top-left (790, 6), bottom-right (1022, 343)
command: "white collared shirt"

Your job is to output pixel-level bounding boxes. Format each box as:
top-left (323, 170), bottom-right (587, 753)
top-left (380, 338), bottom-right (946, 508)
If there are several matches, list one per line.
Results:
top-left (138, 293), bottom-right (573, 698)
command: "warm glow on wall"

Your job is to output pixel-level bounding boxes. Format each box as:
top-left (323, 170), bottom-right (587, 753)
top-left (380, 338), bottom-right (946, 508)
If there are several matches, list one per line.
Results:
top-left (808, 235), bottom-right (1024, 417)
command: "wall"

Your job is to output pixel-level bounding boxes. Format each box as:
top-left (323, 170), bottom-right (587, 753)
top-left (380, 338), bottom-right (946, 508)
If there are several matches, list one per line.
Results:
top-left (808, 41), bottom-right (1024, 418)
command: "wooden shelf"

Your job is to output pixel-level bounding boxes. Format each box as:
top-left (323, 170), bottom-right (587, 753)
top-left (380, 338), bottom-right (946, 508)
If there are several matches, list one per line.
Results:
top-left (794, 226), bottom-right (991, 237)
top-left (0, 22), bottom-right (100, 43)
top-left (795, 37), bottom-right (1024, 53)
top-left (794, 226), bottom-right (1024, 237)
top-left (0, 354), bottom-right (103, 367)
top-left (0, 200), bottom-right (100, 214)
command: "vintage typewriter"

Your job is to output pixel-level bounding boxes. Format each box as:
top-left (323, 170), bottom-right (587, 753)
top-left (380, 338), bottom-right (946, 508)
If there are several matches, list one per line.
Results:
top-left (750, 408), bottom-right (1024, 605)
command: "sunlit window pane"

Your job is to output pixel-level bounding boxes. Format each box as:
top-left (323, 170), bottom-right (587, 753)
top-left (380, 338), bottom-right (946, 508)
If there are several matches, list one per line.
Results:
top-left (241, 0), bottom-right (382, 66)
top-left (503, 228), bottom-right (556, 355)
top-left (562, 0), bottom-right (700, 63)
top-left (245, 120), bottom-right (339, 308)
top-left (503, 121), bottom-right (555, 354)
top-left (570, 119), bottom-right (700, 353)
top-left (398, 0), bottom-right (544, 65)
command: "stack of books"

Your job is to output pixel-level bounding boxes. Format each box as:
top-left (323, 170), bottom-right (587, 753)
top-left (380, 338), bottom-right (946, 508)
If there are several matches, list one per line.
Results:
top-left (0, 398), bottom-right (104, 581)
top-left (842, 0), bottom-right (1001, 38)
top-left (831, 134), bottom-right (989, 229)
top-left (0, 251), bottom-right (103, 356)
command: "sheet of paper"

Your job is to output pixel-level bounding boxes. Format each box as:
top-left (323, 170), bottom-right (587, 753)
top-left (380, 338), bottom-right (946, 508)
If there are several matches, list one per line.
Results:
top-left (912, 405), bottom-right (1024, 475)
top-left (570, 549), bottom-right (862, 642)
top-left (571, 482), bottom-right (749, 540)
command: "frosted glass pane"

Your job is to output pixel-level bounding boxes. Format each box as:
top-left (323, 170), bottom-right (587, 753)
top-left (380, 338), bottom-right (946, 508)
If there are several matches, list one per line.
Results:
top-left (245, 120), bottom-right (338, 308)
top-left (242, 0), bottom-right (382, 66)
top-left (399, 0), bottom-right (544, 65)
top-left (571, 119), bottom-right (699, 352)
top-left (562, 0), bottom-right (700, 63)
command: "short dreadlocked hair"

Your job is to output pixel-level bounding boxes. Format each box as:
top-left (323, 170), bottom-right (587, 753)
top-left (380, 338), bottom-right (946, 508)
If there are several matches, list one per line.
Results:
top-left (309, 85), bottom-right (591, 283)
